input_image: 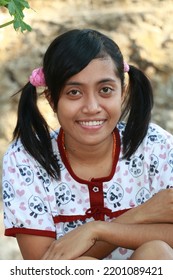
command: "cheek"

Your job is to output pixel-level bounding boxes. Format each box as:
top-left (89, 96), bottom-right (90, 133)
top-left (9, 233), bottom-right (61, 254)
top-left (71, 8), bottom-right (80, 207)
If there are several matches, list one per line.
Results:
top-left (108, 104), bottom-right (122, 124)
top-left (107, 98), bottom-right (122, 114)
top-left (57, 100), bottom-right (75, 123)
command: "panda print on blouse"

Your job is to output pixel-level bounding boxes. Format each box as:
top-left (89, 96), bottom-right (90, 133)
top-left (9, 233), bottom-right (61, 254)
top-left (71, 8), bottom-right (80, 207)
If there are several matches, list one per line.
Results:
top-left (2, 121), bottom-right (173, 259)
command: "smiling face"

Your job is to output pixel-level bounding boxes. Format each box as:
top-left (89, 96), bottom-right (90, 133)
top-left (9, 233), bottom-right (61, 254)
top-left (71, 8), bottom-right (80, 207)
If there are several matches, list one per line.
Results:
top-left (56, 57), bottom-right (124, 149)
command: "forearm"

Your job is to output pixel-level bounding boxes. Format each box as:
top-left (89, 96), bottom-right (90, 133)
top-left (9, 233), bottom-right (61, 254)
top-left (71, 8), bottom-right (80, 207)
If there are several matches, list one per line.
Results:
top-left (84, 221), bottom-right (173, 259)
top-left (83, 240), bottom-right (115, 259)
top-left (114, 189), bottom-right (173, 225)
top-left (84, 192), bottom-right (173, 259)
top-left (95, 222), bottom-right (173, 250)
top-left (83, 204), bottom-right (162, 259)
top-left (41, 221), bottom-right (173, 260)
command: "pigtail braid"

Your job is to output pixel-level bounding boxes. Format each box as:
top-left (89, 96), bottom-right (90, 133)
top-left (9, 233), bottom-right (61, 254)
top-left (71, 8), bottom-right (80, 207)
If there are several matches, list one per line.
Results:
top-left (13, 82), bottom-right (60, 179)
top-left (121, 65), bottom-right (153, 158)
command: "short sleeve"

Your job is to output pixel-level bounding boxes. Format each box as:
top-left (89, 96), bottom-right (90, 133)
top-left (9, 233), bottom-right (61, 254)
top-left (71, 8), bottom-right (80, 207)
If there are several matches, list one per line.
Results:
top-left (147, 124), bottom-right (173, 191)
top-left (2, 140), bottom-right (56, 238)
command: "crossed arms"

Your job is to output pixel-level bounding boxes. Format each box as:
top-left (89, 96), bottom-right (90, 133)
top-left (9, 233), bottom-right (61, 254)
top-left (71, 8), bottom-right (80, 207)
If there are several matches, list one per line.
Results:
top-left (16, 188), bottom-right (173, 259)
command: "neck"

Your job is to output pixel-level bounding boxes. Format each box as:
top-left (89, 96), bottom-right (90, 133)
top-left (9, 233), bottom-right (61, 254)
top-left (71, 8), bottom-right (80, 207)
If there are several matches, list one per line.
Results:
top-left (63, 133), bottom-right (114, 164)
top-left (61, 130), bottom-right (116, 180)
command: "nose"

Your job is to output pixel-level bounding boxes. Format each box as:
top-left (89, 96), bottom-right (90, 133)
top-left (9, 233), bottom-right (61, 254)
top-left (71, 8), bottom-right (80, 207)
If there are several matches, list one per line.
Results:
top-left (82, 93), bottom-right (102, 114)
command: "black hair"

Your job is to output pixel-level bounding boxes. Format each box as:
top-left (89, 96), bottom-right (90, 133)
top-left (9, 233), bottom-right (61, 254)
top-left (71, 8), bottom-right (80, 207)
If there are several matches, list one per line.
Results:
top-left (13, 29), bottom-right (153, 179)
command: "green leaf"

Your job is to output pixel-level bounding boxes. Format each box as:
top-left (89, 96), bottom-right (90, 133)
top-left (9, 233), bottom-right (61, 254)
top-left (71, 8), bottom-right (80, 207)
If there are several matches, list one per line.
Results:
top-left (0, 0), bottom-right (32, 32)
top-left (8, 2), bottom-right (16, 16)
top-left (19, 0), bottom-right (30, 9)
top-left (13, 18), bottom-right (31, 32)
top-left (0, 0), bottom-right (9, 6)
top-left (20, 21), bottom-right (32, 32)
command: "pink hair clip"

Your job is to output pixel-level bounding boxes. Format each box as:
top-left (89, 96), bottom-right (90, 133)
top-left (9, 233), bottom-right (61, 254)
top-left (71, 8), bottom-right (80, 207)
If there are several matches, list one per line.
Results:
top-left (124, 62), bottom-right (130, 73)
top-left (29, 67), bottom-right (46, 87)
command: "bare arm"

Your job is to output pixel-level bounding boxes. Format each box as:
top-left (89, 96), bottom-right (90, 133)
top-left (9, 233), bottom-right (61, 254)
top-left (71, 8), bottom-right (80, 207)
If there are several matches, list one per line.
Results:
top-left (16, 189), bottom-right (173, 260)
top-left (97, 222), bottom-right (173, 249)
top-left (16, 234), bottom-right (55, 259)
top-left (42, 188), bottom-right (173, 259)
top-left (42, 221), bottom-right (173, 260)
top-left (115, 188), bottom-right (173, 224)
top-left (83, 188), bottom-right (173, 258)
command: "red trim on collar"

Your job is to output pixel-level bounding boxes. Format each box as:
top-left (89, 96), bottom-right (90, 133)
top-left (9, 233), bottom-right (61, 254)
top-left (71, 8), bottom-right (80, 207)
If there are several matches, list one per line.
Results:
top-left (56, 127), bottom-right (124, 222)
top-left (57, 127), bottom-right (121, 184)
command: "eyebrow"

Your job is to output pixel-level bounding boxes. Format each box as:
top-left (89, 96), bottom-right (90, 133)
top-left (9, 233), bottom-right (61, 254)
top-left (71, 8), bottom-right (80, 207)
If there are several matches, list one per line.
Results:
top-left (65, 78), bottom-right (117, 86)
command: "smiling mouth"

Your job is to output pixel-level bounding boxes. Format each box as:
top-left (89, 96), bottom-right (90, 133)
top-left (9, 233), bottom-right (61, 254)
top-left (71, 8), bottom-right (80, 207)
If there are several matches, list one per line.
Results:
top-left (78, 120), bottom-right (105, 126)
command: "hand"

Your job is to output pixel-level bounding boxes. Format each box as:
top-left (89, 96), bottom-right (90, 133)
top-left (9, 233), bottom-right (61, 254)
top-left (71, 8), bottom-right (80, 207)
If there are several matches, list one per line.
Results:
top-left (115, 188), bottom-right (173, 224)
top-left (41, 221), bottom-right (98, 259)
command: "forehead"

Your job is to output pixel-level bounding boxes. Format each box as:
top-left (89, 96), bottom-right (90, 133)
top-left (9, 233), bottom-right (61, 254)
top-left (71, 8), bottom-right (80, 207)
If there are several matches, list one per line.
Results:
top-left (66, 57), bottom-right (119, 83)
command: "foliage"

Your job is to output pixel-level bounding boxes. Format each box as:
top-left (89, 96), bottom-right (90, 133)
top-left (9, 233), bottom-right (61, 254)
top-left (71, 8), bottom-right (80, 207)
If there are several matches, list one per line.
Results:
top-left (0, 0), bottom-right (32, 32)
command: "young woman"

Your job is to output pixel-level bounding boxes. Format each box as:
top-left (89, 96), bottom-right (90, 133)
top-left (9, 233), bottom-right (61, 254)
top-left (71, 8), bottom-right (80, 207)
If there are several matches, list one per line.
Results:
top-left (2, 29), bottom-right (173, 260)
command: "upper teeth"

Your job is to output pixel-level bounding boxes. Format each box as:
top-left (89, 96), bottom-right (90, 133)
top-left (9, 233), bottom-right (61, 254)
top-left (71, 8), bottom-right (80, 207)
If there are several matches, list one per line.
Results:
top-left (79, 121), bottom-right (104, 126)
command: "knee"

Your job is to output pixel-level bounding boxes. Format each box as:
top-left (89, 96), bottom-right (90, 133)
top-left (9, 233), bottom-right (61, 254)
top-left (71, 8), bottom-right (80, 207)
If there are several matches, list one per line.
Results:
top-left (130, 240), bottom-right (173, 260)
top-left (76, 256), bottom-right (98, 260)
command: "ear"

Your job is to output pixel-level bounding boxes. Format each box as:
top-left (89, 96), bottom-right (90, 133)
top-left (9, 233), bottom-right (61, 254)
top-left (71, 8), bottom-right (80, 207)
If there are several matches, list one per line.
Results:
top-left (44, 90), bottom-right (56, 112)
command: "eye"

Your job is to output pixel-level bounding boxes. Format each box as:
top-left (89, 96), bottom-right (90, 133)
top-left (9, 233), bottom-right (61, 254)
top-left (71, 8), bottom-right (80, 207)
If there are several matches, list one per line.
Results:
top-left (67, 89), bottom-right (81, 97)
top-left (100, 87), bottom-right (113, 95)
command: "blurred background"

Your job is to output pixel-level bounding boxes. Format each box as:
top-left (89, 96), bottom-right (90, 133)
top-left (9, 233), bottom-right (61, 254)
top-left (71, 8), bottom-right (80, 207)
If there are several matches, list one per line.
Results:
top-left (0, 0), bottom-right (173, 259)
